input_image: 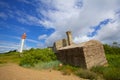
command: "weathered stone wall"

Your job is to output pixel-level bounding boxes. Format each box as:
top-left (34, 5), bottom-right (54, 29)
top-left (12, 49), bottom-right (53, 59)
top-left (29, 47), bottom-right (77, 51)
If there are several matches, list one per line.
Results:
top-left (53, 39), bottom-right (68, 52)
top-left (66, 31), bottom-right (73, 45)
top-left (56, 40), bottom-right (108, 69)
top-left (57, 47), bottom-right (86, 68)
top-left (53, 31), bottom-right (107, 69)
top-left (83, 40), bottom-right (108, 69)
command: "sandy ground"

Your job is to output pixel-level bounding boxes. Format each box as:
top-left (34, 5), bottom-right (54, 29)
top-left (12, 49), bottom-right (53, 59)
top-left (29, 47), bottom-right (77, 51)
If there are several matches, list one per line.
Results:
top-left (0, 64), bottom-right (86, 80)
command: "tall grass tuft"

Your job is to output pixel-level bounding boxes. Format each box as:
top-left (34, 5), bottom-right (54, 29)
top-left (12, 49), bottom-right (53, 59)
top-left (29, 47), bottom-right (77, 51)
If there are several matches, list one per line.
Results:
top-left (75, 69), bottom-right (97, 80)
top-left (103, 67), bottom-right (120, 80)
top-left (91, 54), bottom-right (120, 80)
top-left (57, 65), bottom-right (78, 75)
top-left (34, 60), bottom-right (61, 70)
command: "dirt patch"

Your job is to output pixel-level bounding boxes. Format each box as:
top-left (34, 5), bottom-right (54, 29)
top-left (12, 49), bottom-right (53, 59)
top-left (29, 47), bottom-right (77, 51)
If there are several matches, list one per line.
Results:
top-left (0, 63), bottom-right (86, 80)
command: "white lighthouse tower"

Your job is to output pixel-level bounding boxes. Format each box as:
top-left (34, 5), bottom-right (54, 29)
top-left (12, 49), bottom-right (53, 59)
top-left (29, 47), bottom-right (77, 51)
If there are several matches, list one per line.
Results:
top-left (19, 33), bottom-right (26, 53)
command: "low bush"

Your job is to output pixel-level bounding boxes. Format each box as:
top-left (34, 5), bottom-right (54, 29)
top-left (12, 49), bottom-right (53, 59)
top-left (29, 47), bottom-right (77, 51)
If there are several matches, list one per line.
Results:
top-left (53, 64), bottom-right (78, 75)
top-left (20, 48), bottom-right (57, 67)
top-left (91, 66), bottom-right (105, 74)
top-left (60, 65), bottom-right (78, 75)
top-left (103, 67), bottom-right (120, 80)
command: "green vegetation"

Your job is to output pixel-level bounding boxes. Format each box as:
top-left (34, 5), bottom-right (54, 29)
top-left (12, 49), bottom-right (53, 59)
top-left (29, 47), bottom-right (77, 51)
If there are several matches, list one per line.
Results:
top-left (0, 44), bottom-right (120, 80)
top-left (75, 69), bottom-right (97, 80)
top-left (55, 65), bottom-right (98, 80)
top-left (19, 48), bottom-right (57, 67)
top-left (56, 65), bottom-right (78, 75)
top-left (104, 44), bottom-right (120, 54)
top-left (0, 50), bottom-right (20, 64)
top-left (34, 60), bottom-right (61, 70)
top-left (90, 44), bottom-right (120, 80)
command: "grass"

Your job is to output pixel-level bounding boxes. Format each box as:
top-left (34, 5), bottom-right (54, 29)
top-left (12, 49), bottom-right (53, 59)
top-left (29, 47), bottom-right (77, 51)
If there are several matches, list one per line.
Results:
top-left (0, 52), bottom-right (20, 65)
top-left (52, 53), bottom-right (120, 80)
top-left (106, 54), bottom-right (120, 68)
top-left (20, 60), bottom-right (61, 70)
top-left (0, 48), bottom-right (120, 80)
top-left (91, 54), bottom-right (120, 80)
top-left (56, 65), bottom-right (78, 75)
top-left (33, 60), bottom-right (61, 70)
top-left (75, 69), bottom-right (97, 80)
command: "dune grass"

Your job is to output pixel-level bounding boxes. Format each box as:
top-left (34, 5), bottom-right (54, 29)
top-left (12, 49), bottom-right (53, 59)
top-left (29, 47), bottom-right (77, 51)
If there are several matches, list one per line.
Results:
top-left (0, 52), bottom-right (20, 65)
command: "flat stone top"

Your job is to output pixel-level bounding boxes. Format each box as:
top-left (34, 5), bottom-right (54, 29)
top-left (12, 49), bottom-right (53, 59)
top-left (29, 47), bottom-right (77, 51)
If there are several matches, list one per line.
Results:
top-left (58, 40), bottom-right (102, 50)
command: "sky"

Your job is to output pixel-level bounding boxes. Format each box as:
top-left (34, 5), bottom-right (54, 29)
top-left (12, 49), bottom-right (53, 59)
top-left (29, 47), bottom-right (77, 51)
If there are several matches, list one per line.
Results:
top-left (0, 0), bottom-right (120, 53)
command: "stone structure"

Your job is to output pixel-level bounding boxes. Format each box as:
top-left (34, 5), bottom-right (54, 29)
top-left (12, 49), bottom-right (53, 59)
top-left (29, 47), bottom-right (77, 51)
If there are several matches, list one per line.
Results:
top-left (53, 31), bottom-right (108, 69)
top-left (66, 31), bottom-right (73, 45)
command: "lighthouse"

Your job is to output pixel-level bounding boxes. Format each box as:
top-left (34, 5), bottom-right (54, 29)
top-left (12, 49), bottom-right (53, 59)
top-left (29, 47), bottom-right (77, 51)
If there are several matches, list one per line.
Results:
top-left (19, 33), bottom-right (26, 53)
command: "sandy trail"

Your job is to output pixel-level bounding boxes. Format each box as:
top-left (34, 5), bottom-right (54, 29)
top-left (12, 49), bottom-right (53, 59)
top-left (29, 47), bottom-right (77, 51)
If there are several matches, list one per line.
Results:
top-left (0, 64), bottom-right (86, 80)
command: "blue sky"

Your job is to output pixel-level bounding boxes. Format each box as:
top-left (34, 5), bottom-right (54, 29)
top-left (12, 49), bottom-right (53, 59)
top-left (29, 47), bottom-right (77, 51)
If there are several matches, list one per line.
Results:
top-left (0, 0), bottom-right (120, 53)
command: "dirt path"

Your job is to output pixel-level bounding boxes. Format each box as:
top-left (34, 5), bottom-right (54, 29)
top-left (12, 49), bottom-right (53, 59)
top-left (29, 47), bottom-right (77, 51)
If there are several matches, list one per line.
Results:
top-left (0, 64), bottom-right (86, 80)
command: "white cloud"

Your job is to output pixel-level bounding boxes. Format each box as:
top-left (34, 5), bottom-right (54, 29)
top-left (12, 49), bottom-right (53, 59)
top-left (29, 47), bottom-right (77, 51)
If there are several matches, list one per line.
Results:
top-left (38, 34), bottom-right (48, 40)
top-left (93, 20), bottom-right (120, 44)
top-left (0, 35), bottom-right (41, 53)
top-left (26, 38), bottom-right (40, 44)
top-left (74, 35), bottom-right (91, 43)
top-left (36, 0), bottom-right (120, 46)
top-left (0, 22), bottom-right (29, 35)
top-left (0, 41), bottom-right (20, 53)
top-left (37, 42), bottom-right (47, 48)
top-left (2, 0), bottom-right (120, 48)
top-left (14, 10), bottom-right (42, 26)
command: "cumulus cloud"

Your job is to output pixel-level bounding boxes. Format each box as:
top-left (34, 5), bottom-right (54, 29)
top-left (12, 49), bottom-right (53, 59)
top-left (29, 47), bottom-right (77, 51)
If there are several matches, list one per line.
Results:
top-left (93, 19), bottom-right (120, 44)
top-left (36, 0), bottom-right (120, 46)
top-left (2, 0), bottom-right (120, 48)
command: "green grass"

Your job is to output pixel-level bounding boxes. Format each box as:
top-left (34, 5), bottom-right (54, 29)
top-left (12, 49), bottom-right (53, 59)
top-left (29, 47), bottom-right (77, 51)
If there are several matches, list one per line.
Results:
top-left (91, 54), bottom-right (120, 80)
top-left (19, 48), bottom-right (57, 67)
top-left (52, 53), bottom-right (120, 80)
top-left (0, 46), bottom-right (120, 80)
top-left (0, 52), bottom-right (20, 64)
top-left (75, 69), bottom-right (97, 80)
top-left (106, 54), bottom-right (120, 68)
top-left (33, 60), bottom-right (61, 70)
top-left (56, 65), bottom-right (78, 75)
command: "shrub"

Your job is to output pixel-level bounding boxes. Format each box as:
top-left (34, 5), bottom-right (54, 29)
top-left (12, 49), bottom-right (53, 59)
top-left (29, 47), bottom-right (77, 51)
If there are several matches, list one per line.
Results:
top-left (103, 44), bottom-right (120, 54)
top-left (55, 64), bottom-right (78, 75)
top-left (103, 67), bottom-right (120, 80)
top-left (91, 66), bottom-right (105, 74)
top-left (75, 69), bottom-right (97, 80)
top-left (20, 48), bottom-right (57, 67)
top-left (106, 54), bottom-right (120, 68)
